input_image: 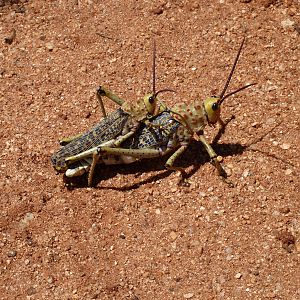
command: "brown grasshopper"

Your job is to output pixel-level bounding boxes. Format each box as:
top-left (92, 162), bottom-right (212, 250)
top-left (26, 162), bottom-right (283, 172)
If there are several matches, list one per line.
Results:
top-left (66, 37), bottom-right (255, 185)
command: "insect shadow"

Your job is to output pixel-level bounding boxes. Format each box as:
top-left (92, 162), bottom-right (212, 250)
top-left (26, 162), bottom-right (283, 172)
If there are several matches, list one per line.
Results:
top-left (64, 140), bottom-right (247, 190)
top-left (65, 121), bottom-right (288, 190)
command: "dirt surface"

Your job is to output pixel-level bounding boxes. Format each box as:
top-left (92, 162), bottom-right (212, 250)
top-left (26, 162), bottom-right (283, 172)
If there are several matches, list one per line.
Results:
top-left (0, 0), bottom-right (299, 299)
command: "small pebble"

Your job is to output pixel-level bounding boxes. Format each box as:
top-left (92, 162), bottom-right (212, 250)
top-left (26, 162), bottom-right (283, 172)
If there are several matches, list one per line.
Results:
top-left (119, 233), bottom-right (126, 239)
top-left (281, 19), bottom-right (295, 28)
top-left (295, 241), bottom-right (300, 252)
top-left (235, 273), bottom-right (242, 279)
top-left (183, 293), bottom-right (194, 299)
top-left (20, 212), bottom-right (34, 228)
top-left (285, 169), bottom-right (292, 175)
top-left (266, 118), bottom-right (275, 125)
top-left (242, 169), bottom-right (250, 177)
top-left (155, 208), bottom-right (161, 215)
top-left (225, 247), bottom-right (233, 254)
top-left (170, 231), bottom-right (177, 241)
top-left (279, 207), bottom-right (290, 214)
top-left (80, 65), bottom-right (87, 73)
top-left (151, 7), bottom-right (164, 15)
top-left (171, 187), bottom-right (178, 193)
top-left (47, 276), bottom-right (54, 284)
top-left (276, 230), bottom-right (295, 253)
top-left (7, 250), bottom-right (17, 257)
top-left (45, 42), bottom-right (55, 51)
top-left (280, 143), bottom-right (290, 150)
top-left (209, 196), bottom-right (219, 202)
top-left (190, 240), bottom-right (200, 247)
top-left (27, 287), bottom-right (37, 296)
top-left (224, 166), bottom-right (232, 177)
top-left (248, 185), bottom-right (255, 193)
top-left (251, 121), bottom-right (260, 128)
top-left (4, 28), bottom-right (16, 45)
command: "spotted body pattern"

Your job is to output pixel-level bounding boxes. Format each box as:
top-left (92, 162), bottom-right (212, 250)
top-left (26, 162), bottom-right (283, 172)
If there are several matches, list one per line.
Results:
top-left (171, 101), bottom-right (208, 142)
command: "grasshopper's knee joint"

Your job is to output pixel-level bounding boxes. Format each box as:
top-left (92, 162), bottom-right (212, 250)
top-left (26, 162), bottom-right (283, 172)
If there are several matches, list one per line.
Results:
top-left (216, 155), bottom-right (223, 162)
top-left (97, 86), bottom-right (106, 96)
top-left (96, 146), bottom-right (103, 155)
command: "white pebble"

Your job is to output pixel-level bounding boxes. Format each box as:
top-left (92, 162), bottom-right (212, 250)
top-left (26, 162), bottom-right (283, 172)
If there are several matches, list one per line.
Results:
top-left (184, 293), bottom-right (194, 299)
top-left (281, 19), bottom-right (295, 28)
top-left (280, 143), bottom-right (290, 150)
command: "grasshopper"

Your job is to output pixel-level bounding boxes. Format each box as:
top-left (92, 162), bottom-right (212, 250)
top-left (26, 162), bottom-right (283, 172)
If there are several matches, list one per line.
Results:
top-left (51, 42), bottom-right (174, 186)
top-left (66, 37), bottom-right (255, 185)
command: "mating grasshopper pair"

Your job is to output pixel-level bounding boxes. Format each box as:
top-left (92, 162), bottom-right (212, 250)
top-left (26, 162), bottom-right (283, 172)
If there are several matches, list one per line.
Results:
top-left (51, 42), bottom-right (175, 186)
top-left (51, 38), bottom-right (255, 187)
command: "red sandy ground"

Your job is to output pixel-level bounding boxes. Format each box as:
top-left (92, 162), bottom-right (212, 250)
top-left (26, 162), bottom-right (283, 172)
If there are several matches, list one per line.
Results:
top-left (0, 0), bottom-right (299, 299)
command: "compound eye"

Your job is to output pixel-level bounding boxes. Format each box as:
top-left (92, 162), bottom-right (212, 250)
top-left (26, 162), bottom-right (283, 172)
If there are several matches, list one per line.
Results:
top-left (148, 96), bottom-right (155, 104)
top-left (212, 102), bottom-right (219, 111)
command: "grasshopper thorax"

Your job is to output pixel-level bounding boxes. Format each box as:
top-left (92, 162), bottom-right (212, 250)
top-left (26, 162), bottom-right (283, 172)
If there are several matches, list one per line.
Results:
top-left (121, 93), bottom-right (157, 121)
top-left (203, 97), bottom-right (221, 124)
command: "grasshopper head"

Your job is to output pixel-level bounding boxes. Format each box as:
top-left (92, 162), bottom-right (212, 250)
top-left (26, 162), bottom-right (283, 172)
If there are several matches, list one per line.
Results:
top-left (143, 93), bottom-right (157, 115)
top-left (144, 89), bottom-right (176, 116)
top-left (203, 97), bottom-right (221, 124)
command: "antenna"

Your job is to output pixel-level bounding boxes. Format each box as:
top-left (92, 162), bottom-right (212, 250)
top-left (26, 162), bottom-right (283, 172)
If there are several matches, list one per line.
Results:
top-left (155, 89), bottom-right (176, 98)
top-left (220, 83), bottom-right (256, 104)
top-left (152, 40), bottom-right (156, 95)
top-left (219, 36), bottom-right (246, 101)
top-left (151, 41), bottom-right (176, 102)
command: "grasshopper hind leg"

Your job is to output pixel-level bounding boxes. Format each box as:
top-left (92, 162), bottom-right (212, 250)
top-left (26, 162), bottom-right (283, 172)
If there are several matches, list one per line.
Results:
top-left (65, 159), bottom-right (92, 177)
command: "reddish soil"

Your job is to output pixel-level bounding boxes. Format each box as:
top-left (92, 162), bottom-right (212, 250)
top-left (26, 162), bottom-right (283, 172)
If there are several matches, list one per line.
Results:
top-left (0, 0), bottom-right (299, 299)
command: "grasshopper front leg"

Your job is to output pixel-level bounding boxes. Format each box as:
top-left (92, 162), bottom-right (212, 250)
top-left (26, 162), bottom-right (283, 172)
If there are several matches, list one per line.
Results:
top-left (212, 116), bottom-right (235, 145)
top-left (96, 86), bottom-right (125, 118)
top-left (196, 134), bottom-right (226, 177)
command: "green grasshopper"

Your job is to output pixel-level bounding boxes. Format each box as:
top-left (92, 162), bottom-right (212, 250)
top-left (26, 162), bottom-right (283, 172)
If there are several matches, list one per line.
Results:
top-left (51, 42), bottom-right (174, 186)
top-left (66, 37), bottom-right (256, 185)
